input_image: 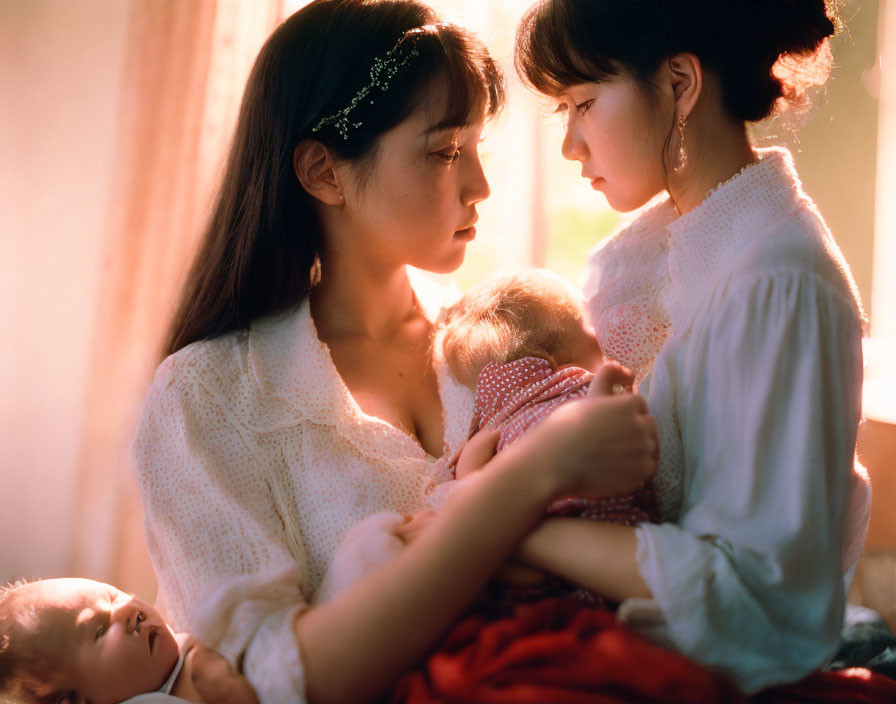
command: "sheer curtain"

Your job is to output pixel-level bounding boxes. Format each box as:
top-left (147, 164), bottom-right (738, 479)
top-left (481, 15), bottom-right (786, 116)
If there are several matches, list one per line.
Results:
top-left (67, 0), bottom-right (282, 598)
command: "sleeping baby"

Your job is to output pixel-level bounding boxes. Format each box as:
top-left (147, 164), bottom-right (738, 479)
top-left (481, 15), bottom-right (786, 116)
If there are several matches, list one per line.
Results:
top-left (0, 577), bottom-right (258, 704)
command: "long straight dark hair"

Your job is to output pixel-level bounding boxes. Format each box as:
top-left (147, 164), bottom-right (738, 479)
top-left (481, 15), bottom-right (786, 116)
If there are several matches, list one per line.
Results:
top-left (164, 0), bottom-right (503, 356)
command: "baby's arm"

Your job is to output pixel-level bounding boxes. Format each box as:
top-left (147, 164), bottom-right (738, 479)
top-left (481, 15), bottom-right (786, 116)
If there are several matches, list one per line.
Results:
top-left (171, 642), bottom-right (259, 704)
top-left (454, 427), bottom-right (500, 479)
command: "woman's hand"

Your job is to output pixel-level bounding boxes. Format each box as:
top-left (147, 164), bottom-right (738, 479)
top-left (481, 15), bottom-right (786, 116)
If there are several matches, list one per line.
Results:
top-left (394, 510), bottom-right (437, 545)
top-left (513, 363), bottom-right (657, 500)
top-left (589, 361), bottom-right (636, 396)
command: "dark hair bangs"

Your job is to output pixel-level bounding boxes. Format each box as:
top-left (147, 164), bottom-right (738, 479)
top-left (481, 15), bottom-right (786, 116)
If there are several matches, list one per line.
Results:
top-left (395, 24), bottom-right (505, 136)
top-left (429, 24), bottom-right (505, 128)
top-left (319, 22), bottom-right (504, 161)
top-left (515, 0), bottom-right (620, 96)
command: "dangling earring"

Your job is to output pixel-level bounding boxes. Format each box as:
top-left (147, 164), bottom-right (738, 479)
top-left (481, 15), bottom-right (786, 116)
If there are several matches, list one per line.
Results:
top-left (674, 114), bottom-right (688, 173)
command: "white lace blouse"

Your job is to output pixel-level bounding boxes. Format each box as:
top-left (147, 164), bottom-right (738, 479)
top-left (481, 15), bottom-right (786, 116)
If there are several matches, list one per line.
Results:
top-left (133, 277), bottom-right (473, 704)
top-left (585, 147), bottom-right (869, 694)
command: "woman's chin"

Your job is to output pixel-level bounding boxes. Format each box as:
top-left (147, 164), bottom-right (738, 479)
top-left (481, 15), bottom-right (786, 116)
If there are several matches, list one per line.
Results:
top-left (414, 249), bottom-right (468, 276)
top-left (603, 191), bottom-right (653, 213)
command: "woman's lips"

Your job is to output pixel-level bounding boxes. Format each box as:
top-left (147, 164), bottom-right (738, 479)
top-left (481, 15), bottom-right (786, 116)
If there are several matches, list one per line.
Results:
top-left (454, 226), bottom-right (476, 241)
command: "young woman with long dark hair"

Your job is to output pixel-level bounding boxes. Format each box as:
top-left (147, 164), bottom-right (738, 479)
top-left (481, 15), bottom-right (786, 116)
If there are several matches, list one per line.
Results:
top-left (133, 2), bottom-right (657, 702)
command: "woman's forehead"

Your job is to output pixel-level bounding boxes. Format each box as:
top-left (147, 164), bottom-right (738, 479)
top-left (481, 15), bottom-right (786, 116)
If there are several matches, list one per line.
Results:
top-left (393, 96), bottom-right (482, 147)
top-left (417, 75), bottom-right (488, 134)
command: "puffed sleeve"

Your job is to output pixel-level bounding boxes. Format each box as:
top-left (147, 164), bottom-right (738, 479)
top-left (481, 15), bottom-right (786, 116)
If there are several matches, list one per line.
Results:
top-left (633, 269), bottom-right (864, 694)
top-left (133, 347), bottom-right (309, 704)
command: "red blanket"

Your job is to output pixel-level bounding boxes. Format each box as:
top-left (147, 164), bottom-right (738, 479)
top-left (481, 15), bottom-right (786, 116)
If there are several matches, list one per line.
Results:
top-left (390, 599), bottom-right (896, 704)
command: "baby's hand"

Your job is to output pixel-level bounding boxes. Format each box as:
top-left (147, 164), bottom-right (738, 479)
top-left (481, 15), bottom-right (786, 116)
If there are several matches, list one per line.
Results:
top-left (185, 643), bottom-right (260, 704)
top-left (455, 426), bottom-right (501, 479)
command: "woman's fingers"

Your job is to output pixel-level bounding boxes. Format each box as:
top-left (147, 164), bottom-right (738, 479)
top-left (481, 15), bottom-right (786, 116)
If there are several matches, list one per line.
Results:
top-left (533, 391), bottom-right (658, 497)
top-left (394, 510), bottom-right (436, 545)
top-left (627, 391), bottom-right (649, 415)
top-left (589, 362), bottom-right (635, 397)
top-left (190, 644), bottom-right (260, 704)
top-left (642, 413), bottom-right (659, 459)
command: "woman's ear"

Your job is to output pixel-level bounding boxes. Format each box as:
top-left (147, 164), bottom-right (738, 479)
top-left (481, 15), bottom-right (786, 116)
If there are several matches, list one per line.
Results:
top-left (667, 53), bottom-right (703, 119)
top-left (293, 140), bottom-right (345, 206)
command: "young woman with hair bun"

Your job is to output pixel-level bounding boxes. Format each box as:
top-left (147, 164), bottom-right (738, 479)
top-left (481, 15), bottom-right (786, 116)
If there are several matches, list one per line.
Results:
top-left (510, 0), bottom-right (883, 696)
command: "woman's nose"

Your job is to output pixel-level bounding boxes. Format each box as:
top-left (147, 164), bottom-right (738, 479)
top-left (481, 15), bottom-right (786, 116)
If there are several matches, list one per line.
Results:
top-left (462, 153), bottom-right (491, 206)
top-left (561, 121), bottom-right (587, 163)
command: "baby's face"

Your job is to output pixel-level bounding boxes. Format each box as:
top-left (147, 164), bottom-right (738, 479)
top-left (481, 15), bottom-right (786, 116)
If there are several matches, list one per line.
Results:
top-left (21, 578), bottom-right (179, 704)
top-left (556, 318), bottom-right (603, 372)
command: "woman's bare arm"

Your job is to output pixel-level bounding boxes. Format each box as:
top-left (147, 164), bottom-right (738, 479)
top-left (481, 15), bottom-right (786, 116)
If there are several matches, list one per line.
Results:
top-left (295, 392), bottom-right (657, 704)
top-left (515, 518), bottom-right (652, 602)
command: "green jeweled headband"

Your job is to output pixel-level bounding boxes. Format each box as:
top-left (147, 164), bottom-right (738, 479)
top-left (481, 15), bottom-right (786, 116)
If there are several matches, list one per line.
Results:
top-left (312, 23), bottom-right (449, 140)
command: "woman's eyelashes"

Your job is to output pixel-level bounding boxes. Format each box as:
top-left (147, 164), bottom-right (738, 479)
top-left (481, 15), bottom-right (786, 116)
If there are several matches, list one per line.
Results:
top-left (434, 144), bottom-right (462, 163)
top-left (554, 96), bottom-right (595, 121)
top-left (575, 99), bottom-right (594, 116)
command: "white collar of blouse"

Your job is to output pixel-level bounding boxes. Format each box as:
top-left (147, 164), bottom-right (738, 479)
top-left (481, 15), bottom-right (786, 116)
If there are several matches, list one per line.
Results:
top-left (244, 266), bottom-right (460, 462)
top-left (651, 146), bottom-right (834, 334)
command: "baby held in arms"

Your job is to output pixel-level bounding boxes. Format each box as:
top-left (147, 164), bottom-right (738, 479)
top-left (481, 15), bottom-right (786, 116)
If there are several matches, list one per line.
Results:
top-left (0, 578), bottom-right (259, 704)
top-left (317, 270), bottom-right (658, 606)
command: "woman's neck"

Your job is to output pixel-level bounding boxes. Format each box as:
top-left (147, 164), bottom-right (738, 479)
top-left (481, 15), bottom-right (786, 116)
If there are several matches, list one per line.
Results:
top-left (668, 114), bottom-right (758, 216)
top-left (311, 253), bottom-right (418, 342)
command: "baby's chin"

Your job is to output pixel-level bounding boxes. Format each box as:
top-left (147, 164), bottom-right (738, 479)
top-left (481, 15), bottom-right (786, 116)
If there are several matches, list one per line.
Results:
top-left (154, 626), bottom-right (183, 679)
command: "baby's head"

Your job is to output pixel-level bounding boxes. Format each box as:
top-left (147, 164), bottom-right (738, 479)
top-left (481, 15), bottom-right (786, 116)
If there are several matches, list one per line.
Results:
top-left (440, 269), bottom-right (602, 388)
top-left (0, 578), bottom-right (179, 704)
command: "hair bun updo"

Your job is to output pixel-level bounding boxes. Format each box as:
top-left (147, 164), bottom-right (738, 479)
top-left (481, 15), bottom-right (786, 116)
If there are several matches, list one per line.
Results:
top-left (757, 0), bottom-right (838, 56)
top-left (700, 0), bottom-right (840, 122)
top-left (515, 0), bottom-right (841, 126)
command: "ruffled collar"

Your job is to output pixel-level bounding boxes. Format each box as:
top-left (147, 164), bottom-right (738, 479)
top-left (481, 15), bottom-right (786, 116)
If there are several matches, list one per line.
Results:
top-left (245, 269), bottom-right (470, 468)
top-left (667, 147), bottom-right (804, 250)
top-left (661, 147), bottom-right (808, 330)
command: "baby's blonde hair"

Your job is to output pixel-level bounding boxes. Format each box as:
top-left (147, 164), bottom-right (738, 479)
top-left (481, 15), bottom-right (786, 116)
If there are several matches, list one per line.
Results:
top-left (440, 269), bottom-right (587, 389)
top-left (0, 580), bottom-right (60, 704)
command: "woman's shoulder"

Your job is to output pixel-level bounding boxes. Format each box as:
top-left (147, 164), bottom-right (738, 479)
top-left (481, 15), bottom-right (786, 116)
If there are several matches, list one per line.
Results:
top-left (134, 332), bottom-right (256, 462)
top-left (722, 148), bottom-right (852, 281)
top-left (148, 329), bottom-right (252, 405)
top-left (669, 148), bottom-right (864, 321)
top-left (141, 302), bottom-right (316, 427)
top-left (729, 199), bottom-right (864, 316)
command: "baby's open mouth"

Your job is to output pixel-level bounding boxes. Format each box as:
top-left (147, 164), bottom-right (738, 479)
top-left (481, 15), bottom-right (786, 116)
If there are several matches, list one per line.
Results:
top-left (148, 628), bottom-right (158, 653)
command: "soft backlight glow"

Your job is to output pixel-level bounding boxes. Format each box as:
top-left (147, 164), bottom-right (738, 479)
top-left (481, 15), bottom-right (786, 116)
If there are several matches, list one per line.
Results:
top-left (863, 338), bottom-right (896, 424)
